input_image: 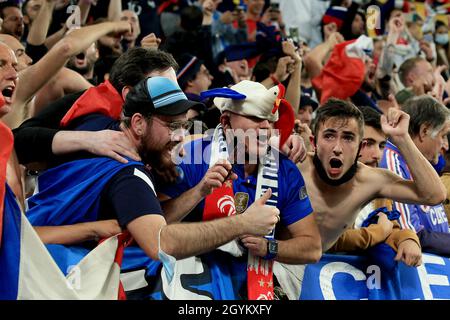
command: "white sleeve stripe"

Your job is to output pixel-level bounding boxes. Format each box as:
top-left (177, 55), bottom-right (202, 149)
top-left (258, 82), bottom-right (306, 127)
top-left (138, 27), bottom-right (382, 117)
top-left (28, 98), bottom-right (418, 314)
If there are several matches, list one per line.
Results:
top-left (386, 150), bottom-right (416, 231)
top-left (387, 150), bottom-right (403, 177)
top-left (133, 168), bottom-right (157, 197)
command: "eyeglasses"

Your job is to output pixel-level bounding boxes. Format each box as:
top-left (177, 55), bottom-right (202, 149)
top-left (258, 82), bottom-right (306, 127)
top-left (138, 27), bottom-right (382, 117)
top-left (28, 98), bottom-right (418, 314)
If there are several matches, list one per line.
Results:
top-left (153, 116), bottom-right (193, 132)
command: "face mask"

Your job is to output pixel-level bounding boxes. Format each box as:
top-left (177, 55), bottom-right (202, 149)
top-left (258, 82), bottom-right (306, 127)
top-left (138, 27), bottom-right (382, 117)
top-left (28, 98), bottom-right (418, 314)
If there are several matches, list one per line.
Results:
top-left (435, 33), bottom-right (449, 45)
top-left (312, 142), bottom-right (362, 187)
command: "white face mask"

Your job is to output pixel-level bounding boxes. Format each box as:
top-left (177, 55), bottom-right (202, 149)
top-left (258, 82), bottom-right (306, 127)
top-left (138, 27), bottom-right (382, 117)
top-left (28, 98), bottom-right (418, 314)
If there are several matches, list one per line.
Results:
top-left (435, 33), bottom-right (449, 45)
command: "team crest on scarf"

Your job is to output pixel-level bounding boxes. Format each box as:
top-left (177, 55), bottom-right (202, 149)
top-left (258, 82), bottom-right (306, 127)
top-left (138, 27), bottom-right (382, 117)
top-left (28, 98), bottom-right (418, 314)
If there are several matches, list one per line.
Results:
top-left (234, 192), bottom-right (249, 214)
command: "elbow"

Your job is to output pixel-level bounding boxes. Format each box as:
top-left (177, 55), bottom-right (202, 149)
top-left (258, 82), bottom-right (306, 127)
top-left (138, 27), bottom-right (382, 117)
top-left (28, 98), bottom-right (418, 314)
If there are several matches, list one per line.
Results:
top-left (307, 243), bottom-right (323, 264)
top-left (424, 187), bottom-right (447, 206)
top-left (55, 38), bottom-right (74, 59)
top-left (432, 190), bottom-right (447, 206)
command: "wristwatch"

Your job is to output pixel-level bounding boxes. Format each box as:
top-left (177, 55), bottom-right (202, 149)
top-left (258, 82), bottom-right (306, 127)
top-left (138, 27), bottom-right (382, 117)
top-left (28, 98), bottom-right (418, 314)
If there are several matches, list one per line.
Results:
top-left (263, 239), bottom-right (278, 260)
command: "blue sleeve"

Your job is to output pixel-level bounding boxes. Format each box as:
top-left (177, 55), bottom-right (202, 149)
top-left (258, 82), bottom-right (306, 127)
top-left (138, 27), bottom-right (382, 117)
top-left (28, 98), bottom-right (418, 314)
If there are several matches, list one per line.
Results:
top-left (279, 159), bottom-right (314, 226)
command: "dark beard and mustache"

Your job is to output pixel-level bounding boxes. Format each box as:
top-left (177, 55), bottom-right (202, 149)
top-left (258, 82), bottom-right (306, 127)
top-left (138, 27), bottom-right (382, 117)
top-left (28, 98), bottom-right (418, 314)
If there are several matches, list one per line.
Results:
top-left (139, 140), bottom-right (181, 172)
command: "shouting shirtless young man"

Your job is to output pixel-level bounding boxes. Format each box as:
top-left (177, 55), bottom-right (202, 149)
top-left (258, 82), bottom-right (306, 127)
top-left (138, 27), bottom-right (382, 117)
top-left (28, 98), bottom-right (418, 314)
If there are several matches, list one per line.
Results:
top-left (298, 98), bottom-right (446, 252)
top-left (272, 98), bottom-right (446, 299)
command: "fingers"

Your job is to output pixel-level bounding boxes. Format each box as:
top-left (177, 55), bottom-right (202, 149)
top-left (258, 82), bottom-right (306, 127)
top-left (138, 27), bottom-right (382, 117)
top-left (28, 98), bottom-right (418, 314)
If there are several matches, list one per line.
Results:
top-left (386, 108), bottom-right (403, 127)
top-left (213, 160), bottom-right (232, 172)
top-left (205, 174), bottom-right (225, 189)
top-left (210, 163), bottom-right (230, 178)
top-left (108, 152), bottom-right (129, 164)
top-left (394, 247), bottom-right (403, 261)
top-left (257, 188), bottom-right (272, 206)
top-left (388, 94), bottom-right (400, 110)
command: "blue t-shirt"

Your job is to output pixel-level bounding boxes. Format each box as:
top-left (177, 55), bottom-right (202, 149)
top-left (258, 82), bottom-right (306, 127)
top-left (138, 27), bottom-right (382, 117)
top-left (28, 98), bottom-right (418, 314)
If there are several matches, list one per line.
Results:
top-left (160, 138), bottom-right (313, 226)
top-left (380, 140), bottom-right (450, 233)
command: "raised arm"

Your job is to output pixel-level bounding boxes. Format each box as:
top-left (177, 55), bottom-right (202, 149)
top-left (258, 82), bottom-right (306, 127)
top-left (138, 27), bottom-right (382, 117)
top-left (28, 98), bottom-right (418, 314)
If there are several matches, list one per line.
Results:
top-left (282, 40), bottom-right (302, 114)
top-left (27, 0), bottom-right (55, 46)
top-left (8, 21), bottom-right (131, 128)
top-left (108, 0), bottom-right (122, 22)
top-left (377, 108), bottom-right (447, 205)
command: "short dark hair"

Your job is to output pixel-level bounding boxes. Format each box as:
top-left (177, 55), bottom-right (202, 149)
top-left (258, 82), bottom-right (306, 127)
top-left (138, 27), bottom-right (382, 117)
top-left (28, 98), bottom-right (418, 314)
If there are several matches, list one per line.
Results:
top-left (398, 57), bottom-right (424, 87)
top-left (359, 106), bottom-right (382, 131)
top-left (312, 98), bottom-right (364, 139)
top-left (180, 5), bottom-right (203, 31)
top-left (0, 1), bottom-right (20, 19)
top-left (402, 95), bottom-right (450, 138)
top-left (109, 48), bottom-right (179, 93)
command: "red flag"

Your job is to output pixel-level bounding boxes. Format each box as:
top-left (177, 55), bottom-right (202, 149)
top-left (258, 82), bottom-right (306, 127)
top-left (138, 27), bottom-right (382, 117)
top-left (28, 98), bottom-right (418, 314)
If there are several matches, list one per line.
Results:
top-left (60, 80), bottom-right (123, 127)
top-left (312, 39), bottom-right (366, 104)
top-left (0, 94), bottom-right (13, 248)
top-left (203, 180), bottom-right (235, 221)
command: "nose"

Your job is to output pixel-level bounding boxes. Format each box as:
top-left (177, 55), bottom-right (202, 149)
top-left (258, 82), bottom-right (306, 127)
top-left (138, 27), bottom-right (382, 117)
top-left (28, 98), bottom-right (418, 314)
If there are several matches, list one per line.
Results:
top-left (5, 66), bottom-right (18, 81)
top-left (373, 147), bottom-right (383, 162)
top-left (303, 112), bottom-right (312, 125)
top-left (259, 119), bottom-right (270, 130)
top-left (332, 141), bottom-right (343, 155)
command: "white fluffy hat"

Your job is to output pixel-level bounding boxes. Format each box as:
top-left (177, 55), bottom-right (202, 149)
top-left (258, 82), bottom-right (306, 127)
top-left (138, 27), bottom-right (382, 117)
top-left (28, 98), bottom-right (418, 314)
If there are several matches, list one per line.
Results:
top-left (213, 80), bottom-right (281, 122)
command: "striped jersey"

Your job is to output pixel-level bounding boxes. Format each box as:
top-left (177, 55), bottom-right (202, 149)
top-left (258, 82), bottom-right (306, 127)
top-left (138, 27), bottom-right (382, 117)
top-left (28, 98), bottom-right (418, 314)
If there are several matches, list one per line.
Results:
top-left (380, 141), bottom-right (449, 233)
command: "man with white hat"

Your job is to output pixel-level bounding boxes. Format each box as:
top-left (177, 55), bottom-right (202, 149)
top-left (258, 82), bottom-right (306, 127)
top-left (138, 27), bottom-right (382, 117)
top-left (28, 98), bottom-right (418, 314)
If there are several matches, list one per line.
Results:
top-left (159, 80), bottom-right (321, 300)
top-left (21, 77), bottom-right (280, 298)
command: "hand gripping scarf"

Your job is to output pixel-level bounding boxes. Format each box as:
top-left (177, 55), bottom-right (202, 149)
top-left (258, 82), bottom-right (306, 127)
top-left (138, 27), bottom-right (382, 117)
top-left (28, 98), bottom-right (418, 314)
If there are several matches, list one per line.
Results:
top-left (203, 124), bottom-right (280, 300)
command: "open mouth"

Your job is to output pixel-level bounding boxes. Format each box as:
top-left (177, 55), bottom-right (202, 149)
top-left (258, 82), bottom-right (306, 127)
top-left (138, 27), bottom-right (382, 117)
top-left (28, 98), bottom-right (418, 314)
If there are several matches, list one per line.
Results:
top-left (330, 158), bottom-right (343, 168)
top-left (2, 86), bottom-right (14, 104)
top-left (75, 53), bottom-right (87, 65)
top-left (329, 158), bottom-right (343, 176)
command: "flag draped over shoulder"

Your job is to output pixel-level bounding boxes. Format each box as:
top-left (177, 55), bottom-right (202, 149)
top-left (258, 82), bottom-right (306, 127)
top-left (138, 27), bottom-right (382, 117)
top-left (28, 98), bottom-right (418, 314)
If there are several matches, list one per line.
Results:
top-left (27, 157), bottom-right (141, 226)
top-left (0, 184), bottom-right (130, 300)
top-left (312, 35), bottom-right (373, 104)
top-left (60, 80), bottom-right (123, 128)
top-left (0, 120), bottom-right (13, 248)
top-left (0, 157), bottom-right (142, 299)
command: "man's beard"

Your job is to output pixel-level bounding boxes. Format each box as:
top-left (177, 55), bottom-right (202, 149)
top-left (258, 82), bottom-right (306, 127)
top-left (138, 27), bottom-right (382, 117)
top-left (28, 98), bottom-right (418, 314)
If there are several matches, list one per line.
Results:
top-left (139, 139), bottom-right (179, 172)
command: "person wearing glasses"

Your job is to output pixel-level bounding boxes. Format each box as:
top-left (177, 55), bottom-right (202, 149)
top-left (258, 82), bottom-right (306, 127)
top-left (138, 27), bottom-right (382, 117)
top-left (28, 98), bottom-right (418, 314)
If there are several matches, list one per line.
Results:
top-left (26, 77), bottom-right (280, 286)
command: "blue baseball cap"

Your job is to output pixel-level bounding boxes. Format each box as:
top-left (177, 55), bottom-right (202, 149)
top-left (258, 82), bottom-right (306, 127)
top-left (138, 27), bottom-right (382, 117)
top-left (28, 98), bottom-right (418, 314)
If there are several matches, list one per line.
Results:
top-left (123, 76), bottom-right (205, 117)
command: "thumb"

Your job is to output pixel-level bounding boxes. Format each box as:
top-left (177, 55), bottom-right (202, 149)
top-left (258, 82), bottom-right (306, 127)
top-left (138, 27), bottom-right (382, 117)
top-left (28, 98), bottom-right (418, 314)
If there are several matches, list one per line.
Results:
top-left (256, 188), bottom-right (272, 206)
top-left (388, 94), bottom-right (400, 109)
top-left (380, 114), bottom-right (388, 127)
top-left (394, 247), bottom-right (403, 261)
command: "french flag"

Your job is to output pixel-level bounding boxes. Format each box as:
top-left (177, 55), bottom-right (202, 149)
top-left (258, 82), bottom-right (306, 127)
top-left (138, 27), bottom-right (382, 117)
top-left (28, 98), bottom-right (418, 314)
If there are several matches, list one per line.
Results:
top-left (322, 6), bottom-right (348, 30)
top-left (312, 35), bottom-right (373, 104)
top-left (0, 190), bottom-right (129, 299)
top-left (0, 121), bottom-right (128, 299)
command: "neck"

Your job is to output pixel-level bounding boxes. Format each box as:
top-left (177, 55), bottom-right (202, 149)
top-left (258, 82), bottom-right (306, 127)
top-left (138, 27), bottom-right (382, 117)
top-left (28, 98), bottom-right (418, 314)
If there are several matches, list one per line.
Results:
top-left (224, 131), bottom-right (258, 178)
top-left (119, 123), bottom-right (140, 153)
top-left (186, 87), bottom-right (201, 96)
top-left (84, 68), bottom-right (95, 80)
top-left (244, 163), bottom-right (258, 178)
